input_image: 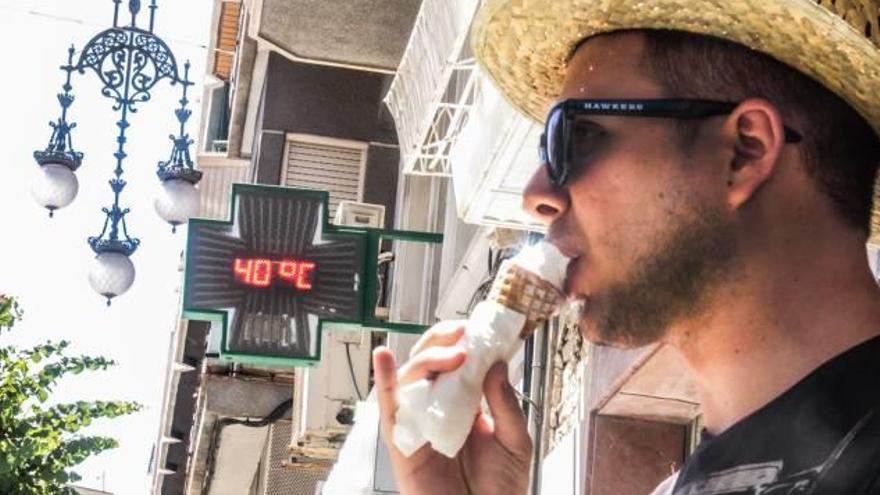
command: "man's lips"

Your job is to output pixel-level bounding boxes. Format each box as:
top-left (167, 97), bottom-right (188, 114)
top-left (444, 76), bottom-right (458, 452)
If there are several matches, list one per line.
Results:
top-left (546, 239), bottom-right (581, 296)
top-left (563, 256), bottom-right (583, 298)
top-left (546, 236), bottom-right (585, 297)
top-left (551, 242), bottom-right (580, 260)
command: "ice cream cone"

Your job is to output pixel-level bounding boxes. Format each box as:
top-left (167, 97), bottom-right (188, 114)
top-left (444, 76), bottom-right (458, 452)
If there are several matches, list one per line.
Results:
top-left (487, 260), bottom-right (565, 338)
top-left (393, 243), bottom-right (570, 458)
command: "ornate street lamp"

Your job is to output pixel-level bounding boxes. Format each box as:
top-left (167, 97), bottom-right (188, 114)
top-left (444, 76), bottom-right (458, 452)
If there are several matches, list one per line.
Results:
top-left (32, 0), bottom-right (202, 305)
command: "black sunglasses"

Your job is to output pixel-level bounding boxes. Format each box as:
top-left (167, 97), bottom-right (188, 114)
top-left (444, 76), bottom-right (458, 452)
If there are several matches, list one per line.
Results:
top-left (538, 98), bottom-right (803, 188)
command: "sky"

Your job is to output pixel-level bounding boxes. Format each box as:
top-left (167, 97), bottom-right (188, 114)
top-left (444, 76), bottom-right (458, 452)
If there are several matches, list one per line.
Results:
top-left (0, 0), bottom-right (213, 492)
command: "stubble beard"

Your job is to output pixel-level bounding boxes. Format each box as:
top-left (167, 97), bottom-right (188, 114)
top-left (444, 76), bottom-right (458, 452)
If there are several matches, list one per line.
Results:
top-left (583, 205), bottom-right (739, 348)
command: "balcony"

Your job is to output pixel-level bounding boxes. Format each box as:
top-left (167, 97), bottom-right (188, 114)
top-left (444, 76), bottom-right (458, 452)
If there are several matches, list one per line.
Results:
top-left (384, 0), bottom-right (480, 176)
top-left (383, 0), bottom-right (546, 230)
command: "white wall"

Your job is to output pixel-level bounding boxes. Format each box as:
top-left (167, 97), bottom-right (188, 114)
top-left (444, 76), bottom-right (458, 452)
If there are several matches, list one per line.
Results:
top-left (301, 330), bottom-right (371, 438)
top-left (540, 423), bottom-right (586, 494)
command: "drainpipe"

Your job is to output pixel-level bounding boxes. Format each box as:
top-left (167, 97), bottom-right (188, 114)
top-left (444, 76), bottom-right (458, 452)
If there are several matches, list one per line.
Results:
top-left (528, 320), bottom-right (551, 495)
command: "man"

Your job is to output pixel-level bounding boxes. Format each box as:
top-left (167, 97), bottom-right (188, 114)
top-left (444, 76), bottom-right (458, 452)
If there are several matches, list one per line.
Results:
top-left (373, 0), bottom-right (880, 493)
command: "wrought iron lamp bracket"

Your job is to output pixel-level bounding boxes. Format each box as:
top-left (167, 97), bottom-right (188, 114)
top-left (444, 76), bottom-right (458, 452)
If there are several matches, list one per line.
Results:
top-left (88, 207), bottom-right (141, 257)
top-left (157, 60), bottom-right (202, 184)
top-left (114, 0), bottom-right (160, 33)
top-left (78, 0), bottom-right (198, 256)
top-left (34, 45), bottom-right (84, 172)
top-left (74, 26), bottom-right (182, 115)
top-left (34, 0), bottom-right (198, 303)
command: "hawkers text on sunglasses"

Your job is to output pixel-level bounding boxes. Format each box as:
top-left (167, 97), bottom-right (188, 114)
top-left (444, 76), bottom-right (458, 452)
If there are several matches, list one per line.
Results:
top-left (538, 98), bottom-right (803, 188)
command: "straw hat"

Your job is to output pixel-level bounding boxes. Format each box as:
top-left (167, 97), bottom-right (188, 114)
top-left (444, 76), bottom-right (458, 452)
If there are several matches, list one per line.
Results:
top-left (472, 0), bottom-right (880, 243)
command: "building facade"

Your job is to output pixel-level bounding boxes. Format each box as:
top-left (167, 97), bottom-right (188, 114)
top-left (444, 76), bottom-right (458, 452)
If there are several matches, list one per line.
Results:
top-left (150, 0), bottom-right (423, 493)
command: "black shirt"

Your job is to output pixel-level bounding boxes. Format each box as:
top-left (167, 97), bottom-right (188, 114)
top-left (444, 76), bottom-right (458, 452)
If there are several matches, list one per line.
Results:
top-left (673, 335), bottom-right (880, 495)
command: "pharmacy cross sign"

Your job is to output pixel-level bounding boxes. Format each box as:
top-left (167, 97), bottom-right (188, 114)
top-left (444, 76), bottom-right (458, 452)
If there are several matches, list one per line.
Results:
top-left (183, 184), bottom-right (443, 367)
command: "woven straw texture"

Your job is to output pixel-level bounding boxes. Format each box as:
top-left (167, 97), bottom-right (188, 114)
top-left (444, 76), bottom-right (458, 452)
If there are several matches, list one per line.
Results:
top-left (472, 0), bottom-right (880, 242)
top-left (488, 261), bottom-right (564, 337)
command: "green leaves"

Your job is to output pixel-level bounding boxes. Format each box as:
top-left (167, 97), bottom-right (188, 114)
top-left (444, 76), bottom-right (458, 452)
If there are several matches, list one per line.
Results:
top-left (0, 296), bottom-right (140, 494)
top-left (0, 295), bottom-right (23, 331)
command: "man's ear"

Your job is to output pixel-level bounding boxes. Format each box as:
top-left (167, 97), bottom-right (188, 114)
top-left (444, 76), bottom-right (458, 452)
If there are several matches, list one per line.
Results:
top-left (724, 98), bottom-right (787, 210)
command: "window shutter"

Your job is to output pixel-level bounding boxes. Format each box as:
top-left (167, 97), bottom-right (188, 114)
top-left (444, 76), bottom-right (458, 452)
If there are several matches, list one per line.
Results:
top-left (283, 137), bottom-right (366, 218)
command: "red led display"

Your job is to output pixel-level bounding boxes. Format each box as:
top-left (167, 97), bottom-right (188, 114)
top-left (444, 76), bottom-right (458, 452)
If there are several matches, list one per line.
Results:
top-left (233, 258), bottom-right (316, 290)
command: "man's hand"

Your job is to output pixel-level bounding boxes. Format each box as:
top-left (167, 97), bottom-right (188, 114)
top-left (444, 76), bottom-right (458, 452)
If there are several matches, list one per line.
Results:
top-left (373, 321), bottom-right (533, 495)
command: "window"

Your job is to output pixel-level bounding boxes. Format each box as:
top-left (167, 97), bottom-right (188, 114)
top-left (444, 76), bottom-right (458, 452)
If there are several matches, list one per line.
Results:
top-left (282, 135), bottom-right (367, 218)
top-left (203, 82), bottom-right (231, 153)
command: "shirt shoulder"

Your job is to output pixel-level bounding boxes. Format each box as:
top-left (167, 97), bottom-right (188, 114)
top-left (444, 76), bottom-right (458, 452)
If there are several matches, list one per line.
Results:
top-left (649, 472), bottom-right (679, 495)
top-left (674, 335), bottom-right (880, 494)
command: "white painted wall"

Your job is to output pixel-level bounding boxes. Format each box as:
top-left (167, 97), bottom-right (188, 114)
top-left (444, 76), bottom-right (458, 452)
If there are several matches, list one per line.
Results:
top-left (539, 424), bottom-right (586, 494)
top-left (300, 330), bottom-right (371, 439)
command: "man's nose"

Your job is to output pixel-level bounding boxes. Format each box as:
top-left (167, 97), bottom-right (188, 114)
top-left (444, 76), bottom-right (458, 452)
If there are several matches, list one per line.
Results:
top-left (522, 164), bottom-right (569, 225)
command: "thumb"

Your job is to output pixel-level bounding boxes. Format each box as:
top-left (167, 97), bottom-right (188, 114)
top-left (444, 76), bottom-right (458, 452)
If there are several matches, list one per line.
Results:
top-left (483, 361), bottom-right (532, 456)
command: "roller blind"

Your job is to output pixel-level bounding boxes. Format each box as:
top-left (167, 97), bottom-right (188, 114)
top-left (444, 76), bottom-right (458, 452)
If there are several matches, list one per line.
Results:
top-left (283, 136), bottom-right (365, 218)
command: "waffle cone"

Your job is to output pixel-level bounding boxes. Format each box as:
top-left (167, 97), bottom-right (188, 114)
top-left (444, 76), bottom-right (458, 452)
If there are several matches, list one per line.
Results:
top-left (487, 261), bottom-right (564, 338)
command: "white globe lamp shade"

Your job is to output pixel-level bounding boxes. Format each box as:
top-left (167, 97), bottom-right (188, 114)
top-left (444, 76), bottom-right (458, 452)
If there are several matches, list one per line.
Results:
top-left (88, 252), bottom-right (136, 305)
top-left (155, 179), bottom-right (200, 232)
top-left (31, 163), bottom-right (78, 216)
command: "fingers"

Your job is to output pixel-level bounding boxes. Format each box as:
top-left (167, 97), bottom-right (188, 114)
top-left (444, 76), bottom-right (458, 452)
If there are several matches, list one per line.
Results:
top-left (373, 343), bottom-right (467, 434)
top-left (373, 346), bottom-right (399, 439)
top-left (397, 345), bottom-right (466, 386)
top-left (409, 321), bottom-right (466, 359)
top-left (483, 361), bottom-right (532, 456)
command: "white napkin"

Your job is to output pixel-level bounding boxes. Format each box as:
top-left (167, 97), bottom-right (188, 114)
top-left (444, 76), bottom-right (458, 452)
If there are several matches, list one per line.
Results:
top-left (322, 391), bottom-right (381, 494)
top-left (392, 242), bottom-right (569, 458)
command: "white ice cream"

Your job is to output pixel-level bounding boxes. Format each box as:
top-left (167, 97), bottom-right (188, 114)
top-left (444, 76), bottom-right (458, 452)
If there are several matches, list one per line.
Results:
top-left (393, 242), bottom-right (570, 458)
top-left (510, 241), bottom-right (568, 288)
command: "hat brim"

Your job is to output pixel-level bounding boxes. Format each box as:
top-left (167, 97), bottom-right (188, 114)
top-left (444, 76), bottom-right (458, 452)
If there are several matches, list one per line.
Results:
top-left (472, 0), bottom-right (880, 243)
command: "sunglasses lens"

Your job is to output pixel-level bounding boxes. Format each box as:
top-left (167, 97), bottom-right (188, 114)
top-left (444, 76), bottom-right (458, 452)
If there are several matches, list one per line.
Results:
top-left (545, 108), bottom-right (564, 186)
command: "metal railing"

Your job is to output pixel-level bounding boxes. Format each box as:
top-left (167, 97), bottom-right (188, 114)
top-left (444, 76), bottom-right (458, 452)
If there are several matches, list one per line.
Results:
top-left (383, 0), bottom-right (480, 176)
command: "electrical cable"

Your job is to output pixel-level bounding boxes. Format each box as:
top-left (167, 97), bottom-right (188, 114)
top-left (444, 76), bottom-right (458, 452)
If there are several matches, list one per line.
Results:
top-left (344, 341), bottom-right (364, 401)
top-left (0, 4), bottom-right (209, 50)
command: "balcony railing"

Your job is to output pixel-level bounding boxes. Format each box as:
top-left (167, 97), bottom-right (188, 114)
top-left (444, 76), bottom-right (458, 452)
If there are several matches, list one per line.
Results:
top-left (384, 0), bottom-right (480, 176)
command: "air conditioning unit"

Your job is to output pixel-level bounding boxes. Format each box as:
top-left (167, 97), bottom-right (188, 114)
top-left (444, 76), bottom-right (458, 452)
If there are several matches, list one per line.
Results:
top-left (333, 201), bottom-right (385, 229)
top-left (290, 330), bottom-right (371, 461)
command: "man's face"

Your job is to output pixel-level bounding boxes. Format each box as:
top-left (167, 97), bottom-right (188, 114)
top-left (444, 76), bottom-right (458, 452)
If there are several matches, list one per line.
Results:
top-left (523, 32), bottom-right (739, 347)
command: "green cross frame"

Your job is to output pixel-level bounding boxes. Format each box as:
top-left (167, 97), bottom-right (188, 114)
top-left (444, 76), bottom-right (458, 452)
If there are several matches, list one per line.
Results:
top-left (182, 183), bottom-right (443, 368)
